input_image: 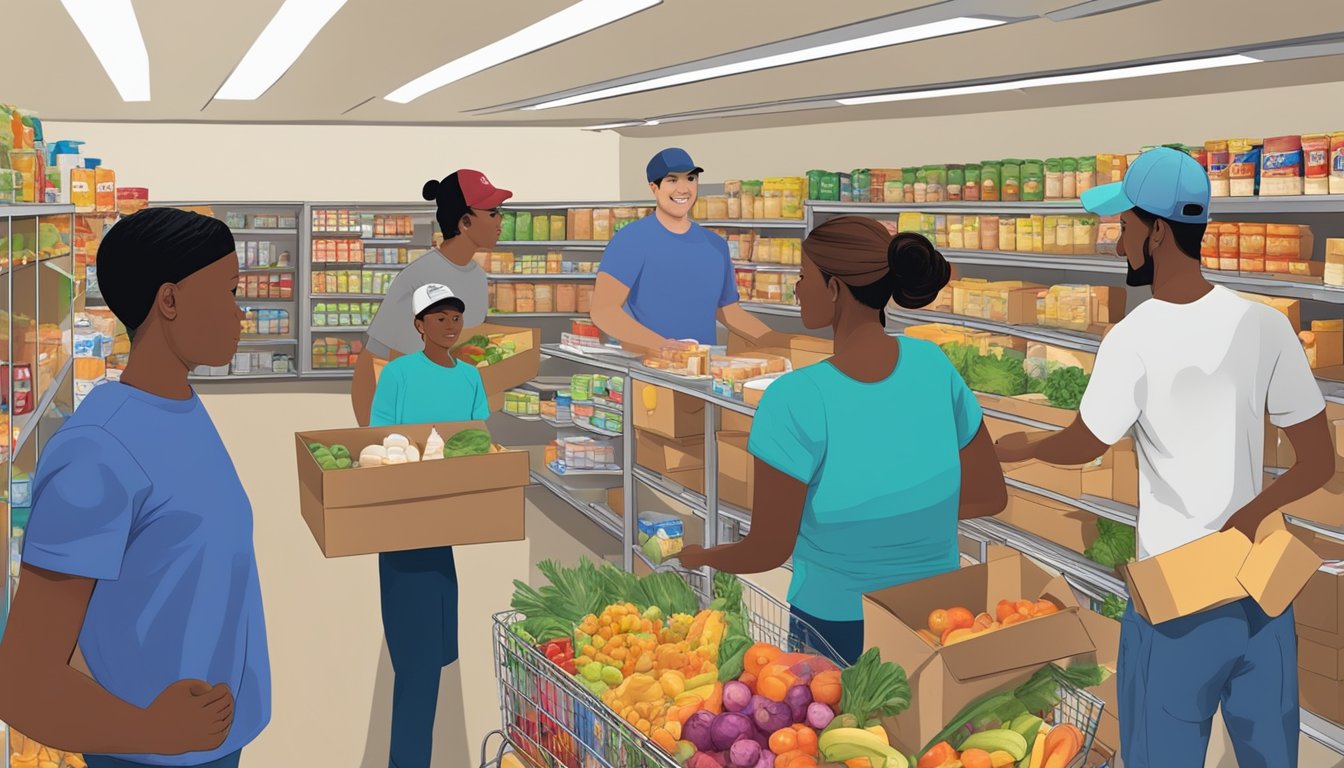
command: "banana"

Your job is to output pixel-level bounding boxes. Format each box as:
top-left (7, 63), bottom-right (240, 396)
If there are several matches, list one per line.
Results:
top-left (961, 729), bottom-right (1029, 761)
top-left (819, 727), bottom-right (902, 765)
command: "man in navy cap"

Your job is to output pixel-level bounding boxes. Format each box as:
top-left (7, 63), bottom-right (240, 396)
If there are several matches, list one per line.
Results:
top-left (994, 147), bottom-right (1333, 767)
top-left (591, 147), bottom-right (778, 351)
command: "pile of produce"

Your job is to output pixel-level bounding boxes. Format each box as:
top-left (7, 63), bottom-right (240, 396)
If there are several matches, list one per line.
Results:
top-left (308, 428), bottom-right (496, 472)
top-left (1083, 519), bottom-right (1135, 570)
top-left (917, 664), bottom-right (1104, 768)
top-left (1098, 594), bottom-right (1128, 622)
top-left (938, 343), bottom-right (1090, 410)
top-left (455, 334), bottom-right (518, 367)
top-left (9, 730), bottom-right (86, 768)
top-left (919, 599), bottom-right (1061, 648)
top-left (305, 441), bottom-right (352, 470)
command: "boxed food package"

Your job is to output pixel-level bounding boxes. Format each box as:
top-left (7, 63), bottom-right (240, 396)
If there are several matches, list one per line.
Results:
top-left (294, 421), bottom-right (528, 557)
top-left (1295, 534), bottom-right (1344, 655)
top-left (1000, 489), bottom-right (1098, 554)
top-left (864, 552), bottom-right (1096, 752)
top-left (716, 431), bottom-right (753, 509)
top-left (1236, 292), bottom-right (1301, 330)
top-left (466, 324), bottom-right (541, 398)
top-left (632, 381), bottom-right (705, 439)
top-left (1229, 139), bottom-right (1262, 197)
top-left (1260, 135), bottom-right (1305, 196)
top-left (1327, 239), bottom-right (1344, 288)
top-left (1239, 223), bottom-right (1266, 273)
top-left (726, 331), bottom-right (833, 369)
top-left (635, 429), bottom-right (704, 474)
top-left (1122, 512), bottom-right (1320, 626)
top-left (1302, 320), bottom-right (1344, 369)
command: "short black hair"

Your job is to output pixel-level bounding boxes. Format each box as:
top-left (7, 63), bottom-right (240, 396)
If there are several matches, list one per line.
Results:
top-left (422, 174), bottom-right (472, 239)
top-left (1131, 207), bottom-right (1206, 261)
top-left (415, 297), bottom-right (466, 322)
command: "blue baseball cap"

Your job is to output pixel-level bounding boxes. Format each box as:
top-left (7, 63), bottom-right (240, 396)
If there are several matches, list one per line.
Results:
top-left (646, 148), bottom-right (704, 183)
top-left (1081, 146), bottom-right (1211, 224)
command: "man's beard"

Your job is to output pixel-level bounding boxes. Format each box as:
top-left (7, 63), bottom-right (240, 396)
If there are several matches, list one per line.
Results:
top-left (1126, 235), bottom-right (1155, 287)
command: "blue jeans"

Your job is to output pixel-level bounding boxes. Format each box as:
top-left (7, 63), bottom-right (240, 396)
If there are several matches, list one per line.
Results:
top-left (789, 606), bottom-right (863, 667)
top-left (379, 545), bottom-right (460, 768)
top-left (84, 752), bottom-right (240, 768)
top-left (1119, 598), bottom-right (1298, 768)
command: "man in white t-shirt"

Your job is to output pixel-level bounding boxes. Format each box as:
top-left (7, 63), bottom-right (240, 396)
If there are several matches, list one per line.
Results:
top-left (995, 147), bottom-right (1335, 768)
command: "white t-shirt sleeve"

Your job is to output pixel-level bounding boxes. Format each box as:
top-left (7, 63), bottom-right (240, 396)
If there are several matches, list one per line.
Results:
top-left (1265, 311), bottom-right (1326, 428)
top-left (1078, 327), bottom-right (1146, 445)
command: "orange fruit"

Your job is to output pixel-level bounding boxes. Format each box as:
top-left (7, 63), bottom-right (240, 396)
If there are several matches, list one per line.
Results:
top-left (947, 607), bottom-right (975, 630)
top-left (928, 609), bottom-right (952, 634)
top-left (960, 748), bottom-right (993, 768)
top-left (1002, 613), bottom-right (1026, 627)
top-left (943, 628), bottom-right (975, 646)
top-left (1016, 600), bottom-right (1034, 617)
top-left (941, 627), bottom-right (957, 645)
top-left (975, 612), bottom-right (994, 627)
top-left (1035, 599), bottom-right (1060, 616)
top-left (995, 600), bottom-right (1017, 622)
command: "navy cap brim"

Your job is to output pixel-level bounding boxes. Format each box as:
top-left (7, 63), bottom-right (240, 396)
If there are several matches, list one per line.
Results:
top-left (1081, 182), bottom-right (1135, 216)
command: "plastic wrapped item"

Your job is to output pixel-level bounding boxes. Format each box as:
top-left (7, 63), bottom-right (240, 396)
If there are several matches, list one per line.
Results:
top-left (638, 511), bottom-right (685, 564)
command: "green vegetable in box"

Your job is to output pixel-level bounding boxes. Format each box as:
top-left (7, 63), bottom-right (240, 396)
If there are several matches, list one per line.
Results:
top-left (966, 350), bottom-right (1032, 397)
top-left (1100, 593), bottom-right (1128, 621)
top-left (1086, 518), bottom-right (1136, 569)
top-left (443, 428), bottom-right (492, 457)
top-left (1044, 365), bottom-right (1090, 410)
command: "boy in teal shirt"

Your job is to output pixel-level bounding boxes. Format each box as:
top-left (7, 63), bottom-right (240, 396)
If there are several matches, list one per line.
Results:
top-left (370, 282), bottom-right (487, 768)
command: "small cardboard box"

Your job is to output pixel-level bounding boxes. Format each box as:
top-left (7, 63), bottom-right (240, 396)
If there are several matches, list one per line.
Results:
top-left (1280, 472), bottom-right (1344, 528)
top-left (1300, 635), bottom-right (1344, 679)
top-left (607, 487), bottom-right (624, 517)
top-left (635, 429), bottom-right (704, 474)
top-left (727, 331), bottom-right (833, 369)
top-left (976, 392), bottom-right (1076, 429)
top-left (863, 553), bottom-right (1096, 752)
top-left (1300, 667), bottom-right (1344, 723)
top-left (295, 421), bottom-right (529, 557)
top-left (721, 409), bottom-right (754, 434)
top-left (1122, 513), bottom-right (1321, 626)
top-left (716, 432), bottom-right (753, 509)
top-left (632, 381), bottom-right (705, 440)
top-left (1000, 489), bottom-right (1098, 554)
top-left (472, 324), bottom-right (542, 396)
top-left (664, 466), bottom-right (704, 495)
top-left (1294, 535), bottom-right (1344, 647)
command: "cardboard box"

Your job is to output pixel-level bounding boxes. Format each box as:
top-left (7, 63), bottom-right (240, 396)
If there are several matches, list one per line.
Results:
top-left (1300, 635), bottom-right (1344, 680)
top-left (635, 429), bottom-right (704, 474)
top-left (1000, 489), bottom-right (1098, 554)
top-left (1122, 513), bottom-right (1321, 625)
top-left (632, 381), bottom-right (705, 439)
top-left (721, 409), bottom-right (754, 434)
top-left (716, 431), bottom-right (753, 509)
top-left (1076, 610), bottom-right (1121, 754)
top-left (727, 331), bottom-right (833, 369)
top-left (976, 392), bottom-right (1076, 429)
top-left (473, 324), bottom-right (542, 396)
top-left (1300, 667), bottom-right (1344, 723)
top-left (1295, 535), bottom-right (1344, 647)
top-left (863, 553), bottom-right (1096, 752)
top-left (295, 421), bottom-right (529, 557)
top-left (607, 487), bottom-right (623, 517)
top-left (663, 466), bottom-right (704, 495)
top-left (1280, 472), bottom-right (1344, 528)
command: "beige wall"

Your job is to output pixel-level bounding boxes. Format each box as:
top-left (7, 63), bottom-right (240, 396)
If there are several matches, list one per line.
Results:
top-left (39, 122), bottom-right (622, 204)
top-left (617, 81), bottom-right (1344, 197)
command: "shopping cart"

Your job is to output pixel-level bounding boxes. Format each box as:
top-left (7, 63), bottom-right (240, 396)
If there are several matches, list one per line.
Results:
top-left (481, 566), bottom-right (1105, 768)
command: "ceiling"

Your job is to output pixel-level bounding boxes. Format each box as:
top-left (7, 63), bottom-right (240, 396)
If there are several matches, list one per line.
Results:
top-left (6, 0), bottom-right (1344, 135)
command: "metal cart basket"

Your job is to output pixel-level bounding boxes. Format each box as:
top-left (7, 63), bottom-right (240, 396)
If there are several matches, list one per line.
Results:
top-left (482, 566), bottom-right (1105, 768)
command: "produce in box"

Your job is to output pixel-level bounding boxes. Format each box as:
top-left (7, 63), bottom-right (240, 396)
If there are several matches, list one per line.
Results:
top-left (454, 333), bottom-right (517, 367)
top-left (919, 598), bottom-right (1061, 647)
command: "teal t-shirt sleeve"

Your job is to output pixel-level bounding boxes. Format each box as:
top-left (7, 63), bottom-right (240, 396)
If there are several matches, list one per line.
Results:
top-left (948, 360), bottom-right (984, 449)
top-left (747, 374), bottom-right (827, 484)
top-left (370, 361), bottom-right (404, 427)
top-left (469, 367), bottom-right (490, 420)
top-left (22, 426), bottom-right (152, 581)
top-left (597, 230), bottom-right (644, 289)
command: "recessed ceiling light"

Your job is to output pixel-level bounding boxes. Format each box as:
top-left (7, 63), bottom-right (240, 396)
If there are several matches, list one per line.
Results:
top-left (215, 0), bottom-right (348, 101)
top-left (60, 0), bottom-right (150, 102)
top-left (525, 16), bottom-right (1004, 111)
top-left (838, 54), bottom-right (1260, 105)
top-left (387, 0), bottom-right (661, 105)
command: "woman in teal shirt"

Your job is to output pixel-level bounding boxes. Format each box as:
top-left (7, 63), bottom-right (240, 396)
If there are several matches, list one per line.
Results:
top-left (678, 218), bottom-right (1007, 663)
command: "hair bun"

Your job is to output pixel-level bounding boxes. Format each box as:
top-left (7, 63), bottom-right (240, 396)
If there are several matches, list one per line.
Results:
top-left (422, 179), bottom-right (441, 202)
top-left (888, 232), bottom-right (951, 309)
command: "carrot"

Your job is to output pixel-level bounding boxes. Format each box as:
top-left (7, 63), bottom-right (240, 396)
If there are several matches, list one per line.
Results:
top-left (810, 669), bottom-right (842, 706)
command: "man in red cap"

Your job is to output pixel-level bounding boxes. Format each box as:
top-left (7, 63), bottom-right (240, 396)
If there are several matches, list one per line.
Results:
top-left (352, 169), bottom-right (512, 426)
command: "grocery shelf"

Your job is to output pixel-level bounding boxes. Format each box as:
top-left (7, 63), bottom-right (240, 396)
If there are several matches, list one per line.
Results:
top-left (1205, 272), bottom-right (1344, 304)
top-left (1206, 195), bottom-right (1344, 215)
top-left (306, 369), bottom-right (355, 378)
top-left (310, 326), bottom-right (369, 333)
top-left (502, 410), bottom-right (542, 423)
top-left (529, 468), bottom-right (622, 542)
top-left (487, 273), bottom-right (597, 281)
top-left (237, 298), bottom-right (297, 305)
top-left (1301, 709), bottom-right (1344, 755)
top-left (698, 219), bottom-right (808, 229)
top-left (740, 302), bottom-right (801, 317)
top-left (505, 200), bottom-right (656, 211)
top-left (240, 267), bottom-right (296, 274)
top-left (539, 343), bottom-right (635, 375)
top-left (572, 419), bottom-right (623, 438)
top-left (0, 203), bottom-right (76, 216)
top-left (231, 229), bottom-right (299, 236)
top-left (628, 365), bottom-right (757, 418)
top-left (941, 250), bottom-right (1127, 275)
top-left (966, 516), bottom-right (1128, 597)
top-left (1286, 515), bottom-right (1344, 545)
top-left (631, 465), bottom-right (752, 530)
top-left (981, 407), bottom-right (1064, 433)
top-left (191, 372), bottom-right (300, 382)
top-left (488, 312), bottom-right (584, 318)
top-left (13, 357), bottom-right (74, 455)
top-left (806, 196), bottom-right (1344, 217)
top-left (310, 293), bottom-right (388, 300)
top-left (539, 413), bottom-right (572, 429)
top-left (731, 262), bottom-right (801, 272)
top-left (1006, 477), bottom-right (1140, 527)
top-left (547, 460), bottom-right (623, 478)
top-left (887, 307), bottom-right (1102, 353)
top-left (496, 241), bottom-right (607, 251)
top-left (311, 262), bottom-right (410, 270)
top-left (238, 338), bottom-right (298, 346)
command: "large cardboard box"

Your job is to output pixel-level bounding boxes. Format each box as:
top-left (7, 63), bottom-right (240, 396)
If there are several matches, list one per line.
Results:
top-left (716, 431), bottom-right (753, 509)
top-left (295, 421), bottom-right (529, 557)
top-left (472, 324), bottom-right (542, 395)
top-left (1300, 668), bottom-right (1344, 723)
top-left (863, 553), bottom-right (1096, 752)
top-left (635, 429), bottom-right (704, 474)
top-left (721, 409), bottom-right (754, 434)
top-left (1000, 489), bottom-right (1098, 554)
top-left (727, 331), bottom-right (833, 369)
top-left (1295, 535), bottom-right (1344, 648)
top-left (1280, 472), bottom-right (1344, 528)
top-left (1300, 635), bottom-right (1344, 679)
top-left (632, 381), bottom-right (705, 439)
top-left (1122, 513), bottom-right (1320, 625)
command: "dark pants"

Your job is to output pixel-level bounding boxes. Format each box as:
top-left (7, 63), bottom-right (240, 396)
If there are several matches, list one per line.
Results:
top-left (789, 606), bottom-right (863, 667)
top-left (379, 545), bottom-right (460, 768)
top-left (84, 752), bottom-right (240, 768)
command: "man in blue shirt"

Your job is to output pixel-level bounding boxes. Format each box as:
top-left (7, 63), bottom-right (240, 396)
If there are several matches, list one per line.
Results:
top-left (0, 208), bottom-right (270, 768)
top-left (591, 148), bottom-right (780, 351)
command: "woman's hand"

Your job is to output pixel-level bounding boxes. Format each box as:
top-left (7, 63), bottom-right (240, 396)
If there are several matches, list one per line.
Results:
top-left (994, 431), bottom-right (1038, 464)
top-left (676, 545), bottom-right (712, 570)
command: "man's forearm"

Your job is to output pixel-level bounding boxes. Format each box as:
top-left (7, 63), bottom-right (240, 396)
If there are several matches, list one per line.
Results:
top-left (697, 538), bottom-right (790, 575)
top-left (591, 306), bottom-right (667, 353)
top-left (721, 305), bottom-right (774, 343)
top-left (1028, 424), bottom-right (1108, 466)
top-left (0, 663), bottom-right (157, 755)
top-left (1235, 460), bottom-right (1335, 532)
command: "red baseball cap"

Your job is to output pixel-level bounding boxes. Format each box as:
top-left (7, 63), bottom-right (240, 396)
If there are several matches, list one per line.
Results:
top-left (456, 169), bottom-right (513, 209)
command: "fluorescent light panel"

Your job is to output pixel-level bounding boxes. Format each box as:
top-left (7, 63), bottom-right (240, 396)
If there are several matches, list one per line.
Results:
top-left (216, 0), bottom-right (348, 100)
top-left (838, 54), bottom-right (1260, 105)
top-left (526, 16), bottom-right (1005, 111)
top-left (386, 0), bottom-right (661, 104)
top-left (60, 0), bottom-right (150, 102)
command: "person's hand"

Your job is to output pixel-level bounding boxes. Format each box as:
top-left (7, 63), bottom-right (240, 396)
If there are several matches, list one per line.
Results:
top-left (1221, 508), bottom-right (1267, 541)
top-left (994, 432), bottom-right (1037, 464)
top-left (143, 679), bottom-right (234, 755)
top-left (676, 545), bottom-right (712, 570)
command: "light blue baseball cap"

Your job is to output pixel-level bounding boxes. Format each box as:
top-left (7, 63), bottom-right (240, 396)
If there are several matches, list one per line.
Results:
top-left (1081, 146), bottom-right (1211, 224)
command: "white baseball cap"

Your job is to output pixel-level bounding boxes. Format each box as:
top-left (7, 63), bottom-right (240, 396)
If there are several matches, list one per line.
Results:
top-left (412, 283), bottom-right (465, 317)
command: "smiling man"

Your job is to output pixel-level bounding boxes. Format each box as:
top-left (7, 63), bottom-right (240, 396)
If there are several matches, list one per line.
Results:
top-left (591, 147), bottom-right (778, 352)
